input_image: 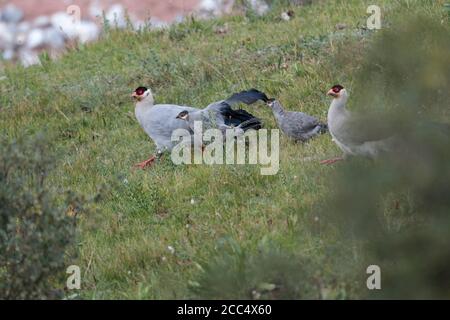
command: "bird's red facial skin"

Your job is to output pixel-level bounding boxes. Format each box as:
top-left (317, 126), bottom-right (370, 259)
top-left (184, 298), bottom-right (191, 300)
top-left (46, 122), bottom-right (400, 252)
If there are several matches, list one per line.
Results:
top-left (327, 85), bottom-right (344, 98)
top-left (132, 87), bottom-right (149, 101)
top-left (132, 89), bottom-right (145, 101)
top-left (135, 88), bottom-right (146, 96)
top-left (327, 89), bottom-right (338, 98)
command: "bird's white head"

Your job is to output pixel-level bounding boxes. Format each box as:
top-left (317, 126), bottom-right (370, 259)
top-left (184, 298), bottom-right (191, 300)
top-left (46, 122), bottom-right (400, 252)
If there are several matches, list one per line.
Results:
top-left (132, 86), bottom-right (154, 104)
top-left (327, 84), bottom-right (348, 101)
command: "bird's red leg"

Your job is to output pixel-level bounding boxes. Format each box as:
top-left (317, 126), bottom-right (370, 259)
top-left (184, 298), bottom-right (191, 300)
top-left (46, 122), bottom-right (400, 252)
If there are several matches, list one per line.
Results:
top-left (133, 155), bottom-right (157, 169)
top-left (320, 157), bottom-right (344, 165)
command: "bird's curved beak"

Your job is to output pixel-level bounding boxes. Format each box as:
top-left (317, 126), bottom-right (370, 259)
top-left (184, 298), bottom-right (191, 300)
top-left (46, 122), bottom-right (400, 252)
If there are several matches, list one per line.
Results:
top-left (131, 92), bottom-right (138, 99)
top-left (327, 89), bottom-right (338, 98)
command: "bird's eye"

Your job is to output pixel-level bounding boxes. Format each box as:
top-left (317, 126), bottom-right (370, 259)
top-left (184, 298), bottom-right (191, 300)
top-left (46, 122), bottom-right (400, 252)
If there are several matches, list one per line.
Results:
top-left (333, 87), bottom-right (340, 93)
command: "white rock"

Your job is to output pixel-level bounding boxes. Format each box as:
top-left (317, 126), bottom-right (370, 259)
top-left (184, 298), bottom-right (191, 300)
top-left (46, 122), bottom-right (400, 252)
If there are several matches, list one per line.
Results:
top-left (0, 23), bottom-right (15, 49)
top-left (2, 48), bottom-right (15, 61)
top-left (167, 246), bottom-right (175, 254)
top-left (200, 0), bottom-right (218, 12)
top-left (149, 17), bottom-right (169, 30)
top-left (17, 21), bottom-right (31, 33)
top-left (105, 4), bottom-right (127, 28)
top-left (26, 28), bottom-right (45, 49)
top-left (77, 21), bottom-right (100, 43)
top-left (198, 0), bottom-right (235, 17)
top-left (50, 15), bottom-right (99, 44)
top-left (15, 32), bottom-right (27, 47)
top-left (249, 0), bottom-right (269, 16)
top-left (19, 50), bottom-right (41, 67)
top-left (281, 12), bottom-right (291, 21)
top-left (0, 4), bottom-right (24, 24)
top-left (33, 15), bottom-right (51, 28)
top-left (43, 27), bottom-right (66, 49)
top-left (89, 0), bottom-right (103, 19)
top-left (51, 12), bottom-right (78, 39)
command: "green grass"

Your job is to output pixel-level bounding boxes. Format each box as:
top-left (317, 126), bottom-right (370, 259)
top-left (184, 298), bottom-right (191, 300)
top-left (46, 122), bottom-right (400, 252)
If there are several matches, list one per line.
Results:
top-left (0, 0), bottom-right (447, 299)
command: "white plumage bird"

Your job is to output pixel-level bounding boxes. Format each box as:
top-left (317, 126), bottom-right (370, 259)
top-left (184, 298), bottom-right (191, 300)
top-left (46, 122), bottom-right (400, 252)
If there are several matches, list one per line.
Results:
top-left (321, 84), bottom-right (400, 164)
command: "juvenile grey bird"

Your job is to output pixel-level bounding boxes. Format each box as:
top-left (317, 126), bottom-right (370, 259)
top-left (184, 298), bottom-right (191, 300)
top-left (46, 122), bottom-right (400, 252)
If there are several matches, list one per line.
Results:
top-left (321, 84), bottom-right (398, 164)
top-left (267, 99), bottom-right (327, 142)
top-left (131, 87), bottom-right (267, 169)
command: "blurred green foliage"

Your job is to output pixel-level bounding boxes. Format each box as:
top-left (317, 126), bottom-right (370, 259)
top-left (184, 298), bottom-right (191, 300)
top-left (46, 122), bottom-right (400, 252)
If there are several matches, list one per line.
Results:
top-left (191, 237), bottom-right (354, 299)
top-left (325, 15), bottom-right (450, 299)
top-left (0, 135), bottom-right (78, 299)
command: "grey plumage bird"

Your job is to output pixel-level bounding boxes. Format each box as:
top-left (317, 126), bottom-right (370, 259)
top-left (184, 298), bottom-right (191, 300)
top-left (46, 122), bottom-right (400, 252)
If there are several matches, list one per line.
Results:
top-left (131, 87), bottom-right (266, 168)
top-left (321, 84), bottom-right (401, 164)
top-left (267, 98), bottom-right (327, 142)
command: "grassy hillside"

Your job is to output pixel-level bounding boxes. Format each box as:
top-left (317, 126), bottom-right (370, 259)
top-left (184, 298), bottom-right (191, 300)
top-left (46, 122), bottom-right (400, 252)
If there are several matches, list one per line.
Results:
top-left (0, 0), bottom-right (448, 299)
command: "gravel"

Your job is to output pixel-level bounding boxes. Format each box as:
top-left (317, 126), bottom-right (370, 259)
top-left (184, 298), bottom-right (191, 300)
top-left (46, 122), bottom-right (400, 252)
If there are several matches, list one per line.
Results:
top-left (0, 0), bottom-right (272, 67)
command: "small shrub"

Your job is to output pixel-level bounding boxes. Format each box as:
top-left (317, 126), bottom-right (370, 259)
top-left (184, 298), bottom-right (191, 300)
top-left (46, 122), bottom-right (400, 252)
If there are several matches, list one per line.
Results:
top-left (0, 134), bottom-right (77, 299)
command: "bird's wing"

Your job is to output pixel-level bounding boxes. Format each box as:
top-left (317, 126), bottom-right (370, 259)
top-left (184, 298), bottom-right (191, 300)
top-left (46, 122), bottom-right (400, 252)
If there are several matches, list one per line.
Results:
top-left (143, 104), bottom-right (198, 149)
top-left (223, 88), bottom-right (269, 106)
top-left (215, 103), bottom-right (258, 125)
top-left (282, 111), bottom-right (321, 133)
top-left (336, 112), bottom-right (398, 145)
top-left (237, 118), bottom-right (264, 131)
top-left (202, 89), bottom-right (267, 130)
top-left (188, 109), bottom-right (217, 130)
top-left (204, 89), bottom-right (268, 112)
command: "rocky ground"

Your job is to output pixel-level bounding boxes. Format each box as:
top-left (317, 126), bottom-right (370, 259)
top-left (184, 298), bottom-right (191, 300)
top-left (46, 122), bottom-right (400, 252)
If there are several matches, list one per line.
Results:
top-left (0, 0), bottom-right (270, 67)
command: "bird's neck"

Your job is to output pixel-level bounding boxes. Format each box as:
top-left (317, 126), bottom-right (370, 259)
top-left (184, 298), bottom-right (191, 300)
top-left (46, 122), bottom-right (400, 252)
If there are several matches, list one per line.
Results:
top-left (328, 97), bottom-right (348, 121)
top-left (135, 99), bottom-right (154, 123)
top-left (135, 97), bottom-right (154, 110)
top-left (271, 101), bottom-right (285, 118)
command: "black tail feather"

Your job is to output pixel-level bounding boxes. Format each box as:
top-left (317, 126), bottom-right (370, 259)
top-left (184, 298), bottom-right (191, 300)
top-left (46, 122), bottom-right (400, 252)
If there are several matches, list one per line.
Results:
top-left (225, 88), bottom-right (269, 106)
top-left (222, 107), bottom-right (262, 130)
top-left (217, 88), bottom-right (268, 131)
top-left (237, 118), bottom-right (263, 131)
